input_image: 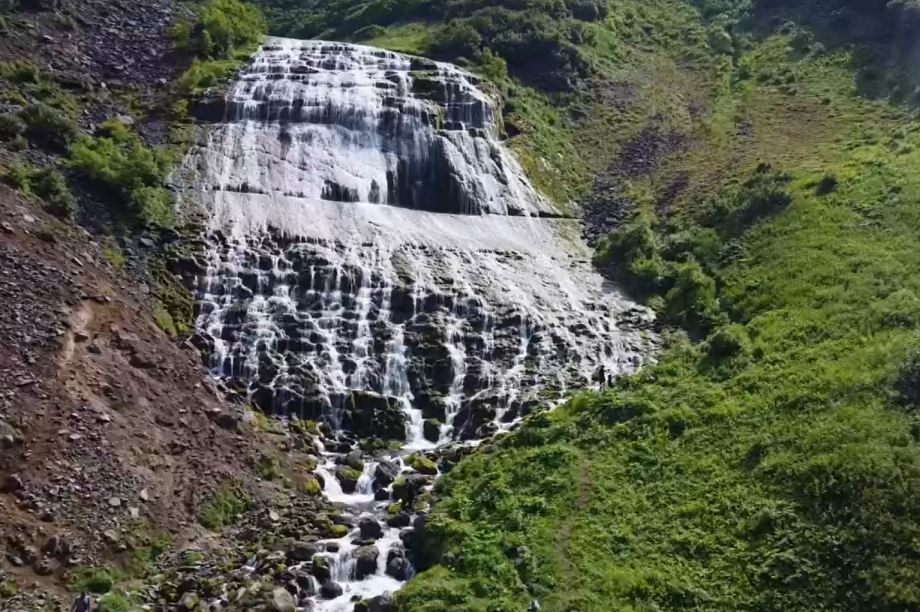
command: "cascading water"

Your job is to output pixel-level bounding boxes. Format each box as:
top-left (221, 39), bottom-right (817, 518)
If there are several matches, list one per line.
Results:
top-left (182, 38), bottom-right (654, 610)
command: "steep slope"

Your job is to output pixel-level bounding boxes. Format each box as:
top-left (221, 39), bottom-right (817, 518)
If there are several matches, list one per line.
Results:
top-left (225, 0), bottom-right (920, 611)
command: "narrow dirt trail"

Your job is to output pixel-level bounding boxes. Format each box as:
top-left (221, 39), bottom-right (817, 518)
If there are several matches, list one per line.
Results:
top-left (554, 451), bottom-right (593, 587)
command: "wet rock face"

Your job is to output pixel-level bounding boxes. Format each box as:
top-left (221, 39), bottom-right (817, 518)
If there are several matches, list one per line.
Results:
top-left (188, 38), bottom-right (557, 218)
top-left (193, 232), bottom-right (652, 442)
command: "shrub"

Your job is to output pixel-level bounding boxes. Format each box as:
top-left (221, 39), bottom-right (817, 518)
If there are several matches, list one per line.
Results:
top-left (705, 324), bottom-right (750, 360)
top-left (664, 262), bottom-right (720, 336)
top-left (565, 0), bottom-right (608, 21)
top-left (199, 481), bottom-right (249, 529)
top-left (33, 168), bottom-right (76, 219)
top-left (153, 300), bottom-right (178, 337)
top-left (177, 58), bottom-right (239, 96)
top-left (196, 0), bottom-right (266, 58)
top-left (0, 60), bottom-right (40, 83)
top-left (0, 162), bottom-right (34, 193)
top-left (68, 120), bottom-right (174, 226)
top-left (19, 103), bottom-right (78, 147)
top-left (96, 593), bottom-right (130, 612)
top-left (255, 450), bottom-right (284, 480)
top-left (430, 19), bottom-right (483, 58)
top-left (0, 112), bottom-right (25, 139)
top-left (68, 566), bottom-right (118, 594)
top-left (170, 20), bottom-right (193, 51)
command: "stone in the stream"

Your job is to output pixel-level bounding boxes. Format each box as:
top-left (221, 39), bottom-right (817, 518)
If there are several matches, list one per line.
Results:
top-left (345, 449), bottom-right (364, 470)
top-left (320, 581), bottom-right (343, 599)
top-left (287, 541), bottom-right (318, 562)
top-left (270, 587), bottom-right (296, 612)
top-left (373, 461), bottom-right (398, 488)
top-left (312, 555), bottom-right (331, 582)
top-left (423, 418), bottom-right (441, 442)
top-left (335, 465), bottom-right (362, 493)
top-left (369, 592), bottom-right (395, 612)
top-left (290, 569), bottom-right (314, 594)
top-left (374, 489), bottom-right (390, 501)
top-left (386, 554), bottom-right (409, 580)
top-left (407, 453), bottom-right (438, 475)
top-left (354, 545), bottom-right (379, 579)
top-left (386, 512), bottom-right (412, 528)
top-left (359, 517), bottom-right (384, 540)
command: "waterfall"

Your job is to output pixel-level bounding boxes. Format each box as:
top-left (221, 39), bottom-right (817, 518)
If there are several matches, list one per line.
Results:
top-left (183, 37), bottom-right (653, 610)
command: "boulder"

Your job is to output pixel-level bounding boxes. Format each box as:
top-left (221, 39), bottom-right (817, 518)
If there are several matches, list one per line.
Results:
top-left (32, 558), bottom-right (57, 576)
top-left (385, 555), bottom-right (409, 580)
top-left (177, 592), bottom-right (199, 612)
top-left (345, 450), bottom-right (364, 471)
top-left (320, 581), bottom-right (343, 599)
top-left (368, 592), bottom-right (394, 612)
top-left (373, 461), bottom-right (398, 488)
top-left (343, 391), bottom-right (407, 441)
top-left (335, 465), bottom-right (362, 494)
top-left (422, 418), bottom-right (441, 442)
top-left (407, 453), bottom-right (438, 475)
top-left (215, 412), bottom-right (239, 431)
top-left (353, 545), bottom-right (379, 580)
top-left (270, 587), bottom-right (296, 612)
top-left (312, 555), bottom-right (332, 582)
top-left (359, 517), bottom-right (384, 540)
top-left (1, 474), bottom-right (23, 493)
top-left (287, 541), bottom-right (319, 562)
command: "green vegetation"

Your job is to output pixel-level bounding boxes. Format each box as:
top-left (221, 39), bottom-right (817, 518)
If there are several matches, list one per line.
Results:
top-left (172, 0), bottom-right (266, 99)
top-left (152, 300), bottom-right (178, 337)
top-left (125, 534), bottom-right (172, 578)
top-left (0, 580), bottom-right (17, 598)
top-left (68, 119), bottom-right (175, 227)
top-left (1, 163), bottom-right (77, 218)
top-left (67, 566), bottom-right (122, 594)
top-left (184, 550), bottom-right (203, 565)
top-left (300, 475), bottom-right (322, 495)
top-left (100, 237), bottom-right (125, 267)
top-left (255, 449), bottom-right (284, 480)
top-left (199, 481), bottom-right (250, 529)
top-left (0, 61), bottom-right (79, 150)
top-left (96, 593), bottom-right (130, 612)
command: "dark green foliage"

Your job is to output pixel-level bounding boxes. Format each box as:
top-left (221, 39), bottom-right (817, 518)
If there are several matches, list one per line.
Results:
top-left (68, 119), bottom-right (175, 227)
top-left (18, 103), bottom-right (78, 148)
top-left (1, 164), bottom-right (76, 219)
top-left (96, 593), bottom-right (130, 612)
top-left (33, 168), bottom-right (76, 218)
top-left (197, 0), bottom-right (266, 58)
top-left (428, 19), bottom-right (482, 58)
top-left (199, 481), bottom-right (250, 529)
top-left (664, 261), bottom-right (721, 335)
top-left (173, 0), bottom-right (265, 60)
top-left (68, 566), bottom-right (120, 594)
top-left (0, 113), bottom-right (25, 139)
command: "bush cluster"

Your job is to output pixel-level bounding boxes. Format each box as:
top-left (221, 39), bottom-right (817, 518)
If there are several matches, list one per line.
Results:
top-left (0, 163), bottom-right (76, 219)
top-left (68, 119), bottom-right (175, 227)
top-left (595, 164), bottom-right (792, 336)
top-left (173, 0), bottom-right (265, 60)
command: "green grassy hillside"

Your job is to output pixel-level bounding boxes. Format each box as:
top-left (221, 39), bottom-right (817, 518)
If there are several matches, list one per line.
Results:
top-left (250, 0), bottom-right (920, 610)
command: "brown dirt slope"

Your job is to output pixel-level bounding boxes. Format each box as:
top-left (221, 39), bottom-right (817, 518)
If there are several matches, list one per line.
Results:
top-left (0, 185), bottom-right (252, 593)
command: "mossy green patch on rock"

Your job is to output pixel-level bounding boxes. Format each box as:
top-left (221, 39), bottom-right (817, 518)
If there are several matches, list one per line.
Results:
top-left (406, 453), bottom-right (437, 475)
